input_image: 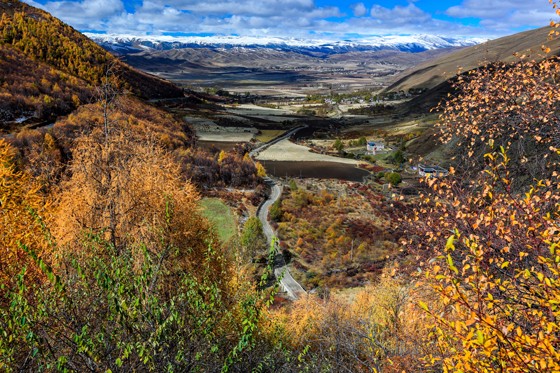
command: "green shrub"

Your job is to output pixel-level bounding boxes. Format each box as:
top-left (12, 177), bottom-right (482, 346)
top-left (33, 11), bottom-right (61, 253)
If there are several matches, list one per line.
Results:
top-left (269, 199), bottom-right (283, 222)
top-left (385, 172), bottom-right (402, 186)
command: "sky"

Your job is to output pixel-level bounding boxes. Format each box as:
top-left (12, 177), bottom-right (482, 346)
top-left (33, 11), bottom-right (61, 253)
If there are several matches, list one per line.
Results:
top-left (22, 0), bottom-right (560, 40)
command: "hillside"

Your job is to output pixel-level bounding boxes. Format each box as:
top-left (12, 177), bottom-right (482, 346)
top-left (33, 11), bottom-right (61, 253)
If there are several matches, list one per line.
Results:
top-left (0, 0), bottom-right (182, 128)
top-left (0, 44), bottom-right (90, 127)
top-left (387, 26), bottom-right (560, 94)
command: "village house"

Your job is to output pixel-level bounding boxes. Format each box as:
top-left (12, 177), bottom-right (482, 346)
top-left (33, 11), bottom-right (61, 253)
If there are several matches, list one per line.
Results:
top-left (366, 140), bottom-right (385, 155)
top-left (417, 164), bottom-right (449, 178)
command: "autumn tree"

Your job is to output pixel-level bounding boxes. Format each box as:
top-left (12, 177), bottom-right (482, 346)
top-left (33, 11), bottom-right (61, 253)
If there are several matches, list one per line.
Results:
top-left (271, 268), bottom-right (432, 372)
top-left (416, 146), bottom-right (560, 372)
top-left (408, 20), bottom-right (560, 371)
top-left (435, 58), bottom-right (560, 183)
top-left (241, 216), bottom-right (267, 259)
top-left (0, 106), bottom-right (287, 371)
top-left (255, 161), bottom-right (267, 178)
top-left (0, 139), bottom-right (50, 289)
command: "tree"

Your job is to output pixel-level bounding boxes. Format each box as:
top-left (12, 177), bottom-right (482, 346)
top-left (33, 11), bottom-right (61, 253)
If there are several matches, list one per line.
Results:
top-left (269, 199), bottom-right (283, 222)
top-left (385, 172), bottom-right (402, 186)
top-left (407, 42), bottom-right (560, 370)
top-left (416, 147), bottom-right (560, 372)
top-left (52, 103), bottom-right (226, 291)
top-left (435, 58), bottom-right (560, 182)
top-left (333, 138), bottom-right (344, 153)
top-left (218, 149), bottom-right (227, 163)
top-left (271, 269), bottom-right (431, 372)
top-left (289, 179), bottom-right (298, 191)
top-left (240, 216), bottom-right (267, 259)
top-left (0, 139), bottom-right (50, 290)
top-left (390, 149), bottom-right (406, 165)
top-left (255, 161), bottom-right (267, 178)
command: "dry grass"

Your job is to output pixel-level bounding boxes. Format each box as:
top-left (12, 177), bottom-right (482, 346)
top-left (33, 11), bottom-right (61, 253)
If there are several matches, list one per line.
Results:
top-left (388, 26), bottom-right (559, 93)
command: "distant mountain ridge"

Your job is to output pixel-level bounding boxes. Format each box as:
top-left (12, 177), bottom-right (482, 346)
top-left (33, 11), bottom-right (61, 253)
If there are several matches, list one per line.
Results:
top-left (86, 33), bottom-right (486, 56)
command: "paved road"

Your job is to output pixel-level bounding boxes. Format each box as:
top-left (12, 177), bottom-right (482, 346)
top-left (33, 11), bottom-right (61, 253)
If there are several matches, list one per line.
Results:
top-left (253, 127), bottom-right (307, 300)
top-left (257, 178), bottom-right (281, 242)
top-left (256, 178), bottom-right (306, 300)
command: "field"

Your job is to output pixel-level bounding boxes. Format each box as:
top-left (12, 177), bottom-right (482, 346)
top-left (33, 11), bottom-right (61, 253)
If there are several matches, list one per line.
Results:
top-left (262, 161), bottom-right (369, 182)
top-left (255, 129), bottom-right (286, 143)
top-left (255, 139), bottom-right (362, 164)
top-left (199, 198), bottom-right (237, 243)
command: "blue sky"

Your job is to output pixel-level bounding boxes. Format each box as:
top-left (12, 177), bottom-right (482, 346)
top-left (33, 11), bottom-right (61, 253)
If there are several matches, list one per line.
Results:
top-left (23, 0), bottom-right (558, 39)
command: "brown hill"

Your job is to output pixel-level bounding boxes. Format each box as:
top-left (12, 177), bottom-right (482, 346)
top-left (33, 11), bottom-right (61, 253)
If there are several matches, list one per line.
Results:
top-left (387, 26), bottom-right (560, 94)
top-left (0, 0), bottom-right (182, 128)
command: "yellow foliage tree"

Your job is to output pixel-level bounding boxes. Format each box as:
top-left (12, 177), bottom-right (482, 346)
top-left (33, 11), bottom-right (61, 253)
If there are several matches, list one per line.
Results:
top-left (218, 149), bottom-right (227, 164)
top-left (53, 121), bottom-right (229, 291)
top-left (410, 23), bottom-right (560, 370)
top-left (255, 161), bottom-right (267, 178)
top-left (418, 146), bottom-right (560, 372)
top-left (0, 139), bottom-right (50, 290)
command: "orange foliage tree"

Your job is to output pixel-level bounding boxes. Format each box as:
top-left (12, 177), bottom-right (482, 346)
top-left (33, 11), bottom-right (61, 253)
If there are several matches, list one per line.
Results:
top-left (410, 24), bottom-right (560, 371)
top-left (0, 99), bottom-right (281, 371)
top-left (53, 114), bottom-right (228, 288)
top-left (0, 139), bottom-right (50, 289)
top-left (271, 269), bottom-right (433, 372)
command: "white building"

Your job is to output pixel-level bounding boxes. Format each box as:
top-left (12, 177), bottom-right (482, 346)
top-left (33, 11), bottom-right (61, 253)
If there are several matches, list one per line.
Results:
top-left (418, 164), bottom-right (448, 178)
top-left (366, 141), bottom-right (385, 155)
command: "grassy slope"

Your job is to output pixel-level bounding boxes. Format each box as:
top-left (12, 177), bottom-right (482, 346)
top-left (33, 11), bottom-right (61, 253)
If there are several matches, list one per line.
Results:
top-left (388, 26), bottom-right (560, 93)
top-left (199, 198), bottom-right (237, 243)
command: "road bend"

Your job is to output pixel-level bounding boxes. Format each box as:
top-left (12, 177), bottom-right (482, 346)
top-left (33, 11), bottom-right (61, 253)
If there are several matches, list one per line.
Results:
top-left (253, 126), bottom-right (307, 300)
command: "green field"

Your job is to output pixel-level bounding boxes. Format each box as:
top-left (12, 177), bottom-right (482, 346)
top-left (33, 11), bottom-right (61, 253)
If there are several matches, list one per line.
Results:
top-left (200, 198), bottom-right (237, 243)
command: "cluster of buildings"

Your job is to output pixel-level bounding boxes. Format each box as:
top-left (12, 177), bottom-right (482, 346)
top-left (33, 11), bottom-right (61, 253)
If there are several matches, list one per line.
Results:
top-left (363, 139), bottom-right (449, 178)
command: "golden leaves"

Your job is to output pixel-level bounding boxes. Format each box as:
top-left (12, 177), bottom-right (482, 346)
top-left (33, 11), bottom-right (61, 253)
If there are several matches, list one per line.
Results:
top-left (0, 139), bottom-right (51, 287)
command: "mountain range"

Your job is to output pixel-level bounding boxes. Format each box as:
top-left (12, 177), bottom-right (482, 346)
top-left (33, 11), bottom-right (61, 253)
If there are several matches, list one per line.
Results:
top-left (86, 33), bottom-right (486, 56)
top-left (385, 25), bottom-right (560, 115)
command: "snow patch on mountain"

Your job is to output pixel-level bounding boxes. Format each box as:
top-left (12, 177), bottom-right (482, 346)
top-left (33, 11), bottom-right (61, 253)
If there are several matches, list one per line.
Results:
top-left (85, 33), bottom-right (486, 54)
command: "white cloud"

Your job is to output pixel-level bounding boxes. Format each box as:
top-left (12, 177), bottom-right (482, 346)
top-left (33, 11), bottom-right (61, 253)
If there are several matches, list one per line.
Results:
top-left (128, 0), bottom-right (342, 36)
top-left (370, 3), bottom-right (431, 24)
top-left (21, 0), bottom-right (552, 39)
top-left (446, 0), bottom-right (556, 28)
top-left (351, 2), bottom-right (367, 17)
top-left (27, 0), bottom-right (125, 29)
top-left (147, 0), bottom-right (317, 17)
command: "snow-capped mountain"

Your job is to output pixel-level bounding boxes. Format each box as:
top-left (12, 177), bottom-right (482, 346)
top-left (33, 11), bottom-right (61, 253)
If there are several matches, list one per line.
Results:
top-left (85, 33), bottom-right (486, 55)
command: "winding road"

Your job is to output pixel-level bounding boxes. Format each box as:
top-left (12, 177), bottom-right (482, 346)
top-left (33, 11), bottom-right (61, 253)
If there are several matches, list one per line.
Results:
top-left (253, 126), bottom-right (307, 300)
